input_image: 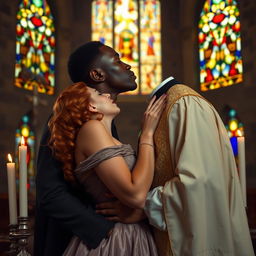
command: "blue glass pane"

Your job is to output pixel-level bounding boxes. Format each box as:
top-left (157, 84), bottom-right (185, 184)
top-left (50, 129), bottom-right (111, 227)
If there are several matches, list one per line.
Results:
top-left (230, 136), bottom-right (238, 156)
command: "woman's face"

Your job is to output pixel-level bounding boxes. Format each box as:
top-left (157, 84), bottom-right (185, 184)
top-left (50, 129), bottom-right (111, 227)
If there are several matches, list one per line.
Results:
top-left (88, 87), bottom-right (120, 116)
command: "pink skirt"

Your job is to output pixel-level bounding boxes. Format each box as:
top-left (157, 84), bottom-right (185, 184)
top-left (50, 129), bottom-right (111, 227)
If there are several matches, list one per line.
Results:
top-left (63, 222), bottom-right (158, 256)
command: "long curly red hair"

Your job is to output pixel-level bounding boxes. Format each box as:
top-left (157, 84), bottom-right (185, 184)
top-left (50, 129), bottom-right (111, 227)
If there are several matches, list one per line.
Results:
top-left (48, 82), bottom-right (101, 183)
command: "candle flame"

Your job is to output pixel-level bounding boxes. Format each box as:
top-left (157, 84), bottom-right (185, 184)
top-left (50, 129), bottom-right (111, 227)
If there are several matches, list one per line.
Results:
top-left (237, 130), bottom-right (242, 137)
top-left (8, 154), bottom-right (13, 163)
top-left (21, 136), bottom-right (25, 146)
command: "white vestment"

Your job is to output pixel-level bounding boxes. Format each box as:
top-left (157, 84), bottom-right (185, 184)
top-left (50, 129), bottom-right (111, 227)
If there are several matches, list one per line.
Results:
top-left (144, 85), bottom-right (254, 256)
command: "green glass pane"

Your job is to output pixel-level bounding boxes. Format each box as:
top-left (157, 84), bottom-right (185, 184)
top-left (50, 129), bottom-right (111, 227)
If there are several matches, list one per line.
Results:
top-left (199, 0), bottom-right (243, 91)
top-left (15, 0), bottom-right (55, 95)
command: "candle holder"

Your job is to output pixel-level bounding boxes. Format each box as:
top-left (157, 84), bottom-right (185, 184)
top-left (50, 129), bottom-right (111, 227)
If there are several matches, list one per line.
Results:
top-left (6, 224), bottom-right (19, 255)
top-left (15, 216), bottom-right (32, 256)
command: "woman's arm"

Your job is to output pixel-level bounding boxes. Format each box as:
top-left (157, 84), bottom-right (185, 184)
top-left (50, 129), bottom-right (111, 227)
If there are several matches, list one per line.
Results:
top-left (35, 123), bottom-right (114, 250)
top-left (77, 95), bottom-right (166, 209)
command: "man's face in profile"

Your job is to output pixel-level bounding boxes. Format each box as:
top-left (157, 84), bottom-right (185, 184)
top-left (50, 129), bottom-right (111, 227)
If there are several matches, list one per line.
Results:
top-left (96, 45), bottom-right (137, 93)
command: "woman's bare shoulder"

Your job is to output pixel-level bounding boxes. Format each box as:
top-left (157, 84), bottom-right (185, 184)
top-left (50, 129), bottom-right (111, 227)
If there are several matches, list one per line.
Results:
top-left (77, 120), bottom-right (115, 155)
top-left (80, 120), bottom-right (106, 134)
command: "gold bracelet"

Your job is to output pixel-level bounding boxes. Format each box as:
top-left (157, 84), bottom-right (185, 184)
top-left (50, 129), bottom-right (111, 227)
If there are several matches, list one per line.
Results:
top-left (140, 142), bottom-right (154, 148)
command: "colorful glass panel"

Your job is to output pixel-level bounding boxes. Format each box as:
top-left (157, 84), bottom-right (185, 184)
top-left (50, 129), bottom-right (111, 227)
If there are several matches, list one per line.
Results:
top-left (140, 0), bottom-right (161, 94)
top-left (91, 0), bottom-right (162, 95)
top-left (114, 0), bottom-right (139, 94)
top-left (198, 0), bottom-right (243, 91)
top-left (15, 111), bottom-right (36, 190)
top-left (92, 0), bottom-right (113, 46)
top-left (224, 107), bottom-right (244, 156)
top-left (15, 0), bottom-right (55, 95)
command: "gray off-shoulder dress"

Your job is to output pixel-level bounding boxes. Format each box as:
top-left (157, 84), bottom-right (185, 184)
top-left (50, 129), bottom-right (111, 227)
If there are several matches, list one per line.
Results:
top-left (63, 144), bottom-right (158, 256)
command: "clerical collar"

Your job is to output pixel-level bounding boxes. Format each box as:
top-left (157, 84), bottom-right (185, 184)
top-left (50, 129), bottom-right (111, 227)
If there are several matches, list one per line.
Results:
top-left (151, 76), bottom-right (180, 99)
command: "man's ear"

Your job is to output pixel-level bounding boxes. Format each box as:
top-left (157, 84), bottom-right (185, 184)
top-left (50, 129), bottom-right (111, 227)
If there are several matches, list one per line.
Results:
top-left (88, 104), bottom-right (97, 113)
top-left (89, 69), bottom-right (106, 82)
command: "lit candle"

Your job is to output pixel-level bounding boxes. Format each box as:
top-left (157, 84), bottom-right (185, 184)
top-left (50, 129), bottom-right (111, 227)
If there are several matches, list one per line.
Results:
top-left (19, 136), bottom-right (28, 217)
top-left (237, 131), bottom-right (246, 207)
top-left (7, 154), bottom-right (18, 225)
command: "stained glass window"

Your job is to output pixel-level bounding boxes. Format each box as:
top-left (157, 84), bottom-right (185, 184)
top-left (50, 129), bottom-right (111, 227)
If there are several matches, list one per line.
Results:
top-left (198, 0), bottom-right (243, 91)
top-left (91, 0), bottom-right (161, 95)
top-left (15, 0), bottom-right (55, 95)
top-left (224, 106), bottom-right (244, 156)
top-left (92, 0), bottom-right (113, 46)
top-left (15, 111), bottom-right (36, 190)
top-left (140, 0), bottom-right (162, 94)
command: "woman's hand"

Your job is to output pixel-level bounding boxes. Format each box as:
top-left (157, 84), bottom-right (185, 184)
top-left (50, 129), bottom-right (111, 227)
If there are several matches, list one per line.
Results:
top-left (141, 94), bottom-right (167, 140)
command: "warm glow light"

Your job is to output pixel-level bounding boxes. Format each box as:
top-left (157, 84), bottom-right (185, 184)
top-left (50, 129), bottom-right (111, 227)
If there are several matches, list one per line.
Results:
top-left (21, 136), bottom-right (25, 146)
top-left (8, 154), bottom-right (13, 163)
top-left (21, 127), bottom-right (29, 137)
top-left (237, 130), bottom-right (242, 137)
top-left (229, 120), bottom-right (238, 131)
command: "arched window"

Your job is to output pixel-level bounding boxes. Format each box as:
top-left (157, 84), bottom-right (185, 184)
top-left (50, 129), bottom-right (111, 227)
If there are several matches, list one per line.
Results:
top-left (15, 111), bottom-right (36, 190)
top-left (224, 106), bottom-right (244, 157)
top-left (198, 0), bottom-right (243, 91)
top-left (92, 0), bottom-right (161, 95)
top-left (15, 0), bottom-right (55, 95)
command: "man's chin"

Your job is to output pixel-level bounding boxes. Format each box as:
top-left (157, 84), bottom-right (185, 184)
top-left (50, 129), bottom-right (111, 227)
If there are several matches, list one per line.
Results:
top-left (128, 83), bottom-right (138, 91)
top-left (117, 83), bottom-right (137, 94)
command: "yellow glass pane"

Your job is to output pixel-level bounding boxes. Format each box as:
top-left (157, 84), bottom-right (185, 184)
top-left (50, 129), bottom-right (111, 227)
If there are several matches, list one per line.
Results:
top-left (199, 0), bottom-right (243, 91)
top-left (114, 0), bottom-right (139, 95)
top-left (15, 0), bottom-right (55, 95)
top-left (91, 0), bottom-right (113, 47)
top-left (140, 0), bottom-right (162, 94)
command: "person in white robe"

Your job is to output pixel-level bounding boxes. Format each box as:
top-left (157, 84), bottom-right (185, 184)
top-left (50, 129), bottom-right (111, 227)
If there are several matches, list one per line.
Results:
top-left (144, 77), bottom-right (254, 256)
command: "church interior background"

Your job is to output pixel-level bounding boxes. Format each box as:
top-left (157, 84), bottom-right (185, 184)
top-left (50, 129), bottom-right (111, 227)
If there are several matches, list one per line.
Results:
top-left (0, 0), bottom-right (255, 254)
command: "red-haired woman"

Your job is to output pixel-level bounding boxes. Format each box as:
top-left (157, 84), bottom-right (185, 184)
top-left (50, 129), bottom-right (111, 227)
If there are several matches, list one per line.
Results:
top-left (48, 82), bottom-right (166, 255)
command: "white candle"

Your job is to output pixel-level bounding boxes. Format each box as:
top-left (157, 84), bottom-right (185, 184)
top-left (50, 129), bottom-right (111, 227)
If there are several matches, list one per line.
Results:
top-left (19, 136), bottom-right (28, 217)
top-left (7, 154), bottom-right (18, 225)
top-left (237, 135), bottom-right (246, 207)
